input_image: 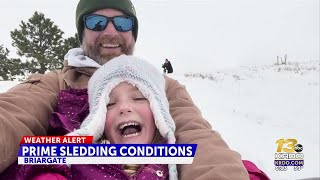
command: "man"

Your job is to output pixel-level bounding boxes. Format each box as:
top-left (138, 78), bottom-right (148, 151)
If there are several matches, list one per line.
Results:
top-left (163, 58), bottom-right (173, 73)
top-left (0, 0), bottom-right (249, 179)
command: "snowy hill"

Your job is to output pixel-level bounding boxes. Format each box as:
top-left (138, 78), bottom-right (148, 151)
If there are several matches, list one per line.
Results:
top-left (0, 61), bottom-right (319, 179)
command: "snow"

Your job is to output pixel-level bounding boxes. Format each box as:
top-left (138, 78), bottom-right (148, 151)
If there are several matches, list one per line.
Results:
top-left (0, 61), bottom-right (319, 179)
top-left (0, 81), bottom-right (20, 92)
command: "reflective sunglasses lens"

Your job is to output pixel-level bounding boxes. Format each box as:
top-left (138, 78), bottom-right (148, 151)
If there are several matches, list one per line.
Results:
top-left (85, 15), bottom-right (107, 31)
top-left (113, 16), bottom-right (134, 32)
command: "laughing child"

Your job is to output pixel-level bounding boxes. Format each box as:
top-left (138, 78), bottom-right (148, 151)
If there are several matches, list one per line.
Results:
top-left (67, 55), bottom-right (177, 180)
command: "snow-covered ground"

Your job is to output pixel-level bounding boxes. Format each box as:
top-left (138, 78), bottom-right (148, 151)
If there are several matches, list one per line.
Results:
top-left (0, 61), bottom-right (319, 179)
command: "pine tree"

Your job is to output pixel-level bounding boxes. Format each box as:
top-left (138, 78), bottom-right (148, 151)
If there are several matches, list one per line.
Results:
top-left (0, 45), bottom-right (23, 80)
top-left (10, 11), bottom-right (64, 74)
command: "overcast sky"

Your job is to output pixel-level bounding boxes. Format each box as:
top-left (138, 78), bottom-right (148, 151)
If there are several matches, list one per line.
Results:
top-left (0, 0), bottom-right (319, 73)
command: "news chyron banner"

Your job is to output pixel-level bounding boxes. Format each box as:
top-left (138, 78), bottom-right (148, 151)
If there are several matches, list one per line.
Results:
top-left (18, 136), bottom-right (197, 165)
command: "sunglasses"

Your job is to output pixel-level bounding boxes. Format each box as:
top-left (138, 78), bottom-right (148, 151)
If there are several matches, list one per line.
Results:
top-left (83, 14), bottom-right (134, 32)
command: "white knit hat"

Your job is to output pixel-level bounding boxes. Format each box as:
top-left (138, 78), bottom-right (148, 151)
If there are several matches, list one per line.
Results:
top-left (68, 55), bottom-right (177, 180)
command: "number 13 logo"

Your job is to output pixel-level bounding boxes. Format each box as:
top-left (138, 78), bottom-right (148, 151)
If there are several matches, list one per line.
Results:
top-left (276, 138), bottom-right (297, 153)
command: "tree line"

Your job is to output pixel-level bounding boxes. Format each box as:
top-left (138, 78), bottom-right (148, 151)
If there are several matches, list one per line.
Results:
top-left (0, 11), bottom-right (80, 80)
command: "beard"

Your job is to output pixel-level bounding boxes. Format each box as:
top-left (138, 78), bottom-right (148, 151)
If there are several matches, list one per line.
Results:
top-left (82, 34), bottom-right (135, 65)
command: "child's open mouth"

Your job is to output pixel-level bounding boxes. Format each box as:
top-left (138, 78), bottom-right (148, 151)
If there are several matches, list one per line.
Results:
top-left (118, 122), bottom-right (142, 138)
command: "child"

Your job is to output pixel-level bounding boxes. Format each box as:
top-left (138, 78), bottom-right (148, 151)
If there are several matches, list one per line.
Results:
top-left (67, 55), bottom-right (178, 180)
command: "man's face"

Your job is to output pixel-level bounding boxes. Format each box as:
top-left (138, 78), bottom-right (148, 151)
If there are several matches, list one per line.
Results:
top-left (82, 9), bottom-right (135, 65)
top-left (105, 82), bottom-right (156, 144)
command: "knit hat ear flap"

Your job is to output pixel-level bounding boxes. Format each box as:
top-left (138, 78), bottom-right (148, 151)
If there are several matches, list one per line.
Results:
top-left (67, 91), bottom-right (108, 142)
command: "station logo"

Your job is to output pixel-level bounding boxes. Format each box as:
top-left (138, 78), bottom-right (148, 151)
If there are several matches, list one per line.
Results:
top-left (274, 138), bottom-right (304, 171)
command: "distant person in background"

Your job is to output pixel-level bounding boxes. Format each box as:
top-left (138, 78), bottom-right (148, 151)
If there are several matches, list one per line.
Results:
top-left (162, 59), bottom-right (173, 74)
